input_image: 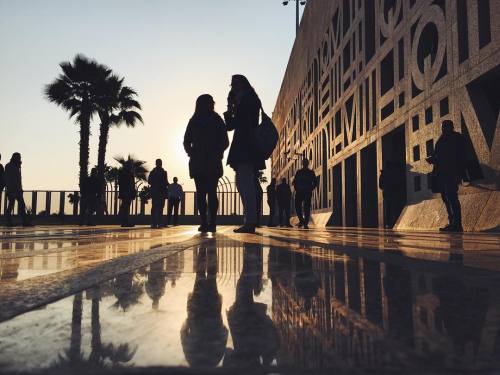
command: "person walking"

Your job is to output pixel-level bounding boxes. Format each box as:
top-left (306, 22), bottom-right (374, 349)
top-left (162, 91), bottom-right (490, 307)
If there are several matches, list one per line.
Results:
top-left (255, 175), bottom-right (263, 227)
top-left (276, 178), bottom-right (292, 227)
top-left (4, 153), bottom-right (30, 227)
top-left (80, 167), bottom-right (99, 226)
top-left (293, 159), bottom-right (317, 229)
top-left (379, 161), bottom-right (403, 228)
top-left (148, 159), bottom-right (169, 229)
top-left (184, 94), bottom-right (229, 233)
top-left (426, 120), bottom-right (467, 232)
top-left (167, 177), bottom-right (183, 226)
top-left (224, 75), bottom-right (265, 234)
top-left (118, 162), bottom-right (136, 227)
top-left (266, 178), bottom-right (277, 227)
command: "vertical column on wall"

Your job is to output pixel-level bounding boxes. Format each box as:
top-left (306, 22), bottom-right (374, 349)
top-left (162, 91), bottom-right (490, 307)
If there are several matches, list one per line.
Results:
top-left (341, 159), bottom-right (347, 226)
top-left (356, 150), bottom-right (362, 226)
top-left (376, 138), bottom-right (384, 228)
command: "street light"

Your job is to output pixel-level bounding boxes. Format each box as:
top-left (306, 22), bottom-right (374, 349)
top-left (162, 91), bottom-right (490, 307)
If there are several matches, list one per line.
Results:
top-left (282, 0), bottom-right (307, 35)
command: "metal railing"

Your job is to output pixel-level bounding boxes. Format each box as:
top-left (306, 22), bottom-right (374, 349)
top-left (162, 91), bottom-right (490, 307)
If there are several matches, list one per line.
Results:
top-left (0, 190), bottom-right (270, 217)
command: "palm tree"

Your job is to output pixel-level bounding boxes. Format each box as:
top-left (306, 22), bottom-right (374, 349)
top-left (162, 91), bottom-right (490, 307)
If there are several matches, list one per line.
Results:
top-left (96, 77), bottom-right (143, 213)
top-left (105, 166), bottom-right (120, 215)
top-left (114, 155), bottom-right (148, 184)
top-left (45, 54), bottom-right (109, 190)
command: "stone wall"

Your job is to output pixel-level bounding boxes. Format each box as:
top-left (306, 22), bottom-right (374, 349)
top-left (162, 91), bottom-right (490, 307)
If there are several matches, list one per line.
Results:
top-left (272, 0), bottom-right (500, 231)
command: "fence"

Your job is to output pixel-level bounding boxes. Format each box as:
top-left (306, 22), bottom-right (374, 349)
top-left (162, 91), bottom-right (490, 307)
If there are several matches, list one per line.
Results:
top-left (0, 190), bottom-right (270, 218)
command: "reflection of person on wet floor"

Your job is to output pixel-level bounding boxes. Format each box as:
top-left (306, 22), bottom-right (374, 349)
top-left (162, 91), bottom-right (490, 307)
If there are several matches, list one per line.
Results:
top-left (145, 259), bottom-right (167, 310)
top-left (224, 244), bottom-right (279, 369)
top-left (294, 252), bottom-right (320, 311)
top-left (4, 153), bottom-right (30, 227)
top-left (266, 178), bottom-right (277, 227)
top-left (427, 120), bottom-right (466, 232)
top-left (225, 75), bottom-right (265, 234)
top-left (167, 177), bottom-right (183, 226)
top-left (379, 161), bottom-right (403, 228)
top-left (181, 246), bottom-right (228, 367)
top-left (118, 162), bottom-right (136, 227)
top-left (184, 94), bottom-right (229, 233)
top-left (276, 178), bottom-right (292, 227)
top-left (148, 159), bottom-right (169, 229)
top-left (80, 167), bottom-right (99, 226)
top-left (255, 174), bottom-right (263, 227)
top-left (293, 158), bottom-right (317, 229)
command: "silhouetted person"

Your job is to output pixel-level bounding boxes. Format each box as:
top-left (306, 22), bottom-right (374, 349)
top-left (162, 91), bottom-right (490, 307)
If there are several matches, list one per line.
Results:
top-left (266, 178), bottom-right (277, 227)
top-left (0, 154), bottom-right (5, 197)
top-left (225, 75), bottom-right (265, 234)
top-left (255, 175), bottom-right (263, 227)
top-left (181, 245), bottom-right (228, 367)
top-left (184, 94), bottom-right (229, 232)
top-left (80, 167), bottom-right (99, 226)
top-left (379, 161), bottom-right (403, 228)
top-left (4, 153), bottom-right (30, 227)
top-left (148, 158), bottom-right (169, 229)
top-left (118, 162), bottom-right (136, 227)
top-left (427, 120), bottom-right (466, 232)
top-left (224, 244), bottom-right (279, 368)
top-left (293, 159), bottom-right (317, 229)
top-left (145, 259), bottom-right (167, 310)
top-left (167, 177), bottom-right (183, 226)
top-left (276, 178), bottom-right (292, 227)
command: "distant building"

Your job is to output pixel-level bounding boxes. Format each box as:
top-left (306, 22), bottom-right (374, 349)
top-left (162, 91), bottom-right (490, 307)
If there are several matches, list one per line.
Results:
top-left (272, 0), bottom-right (500, 230)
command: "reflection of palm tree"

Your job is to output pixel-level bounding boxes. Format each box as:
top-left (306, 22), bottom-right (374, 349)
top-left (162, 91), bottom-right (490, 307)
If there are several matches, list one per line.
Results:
top-left (181, 245), bottom-right (228, 367)
top-left (69, 292), bottom-right (83, 362)
top-left (225, 244), bottom-right (279, 368)
top-left (112, 272), bottom-right (144, 311)
top-left (145, 260), bottom-right (167, 310)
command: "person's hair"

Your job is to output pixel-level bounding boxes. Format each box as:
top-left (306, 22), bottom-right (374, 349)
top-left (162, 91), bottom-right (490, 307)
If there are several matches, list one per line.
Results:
top-left (193, 94), bottom-right (214, 119)
top-left (442, 120), bottom-right (454, 133)
top-left (173, 177), bottom-right (178, 182)
top-left (156, 158), bottom-right (162, 166)
top-left (302, 158), bottom-right (310, 166)
top-left (281, 177), bottom-right (286, 183)
top-left (231, 74), bottom-right (259, 100)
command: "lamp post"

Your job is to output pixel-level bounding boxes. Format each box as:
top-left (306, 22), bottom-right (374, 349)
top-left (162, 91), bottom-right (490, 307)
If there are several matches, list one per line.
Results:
top-left (282, 0), bottom-right (307, 35)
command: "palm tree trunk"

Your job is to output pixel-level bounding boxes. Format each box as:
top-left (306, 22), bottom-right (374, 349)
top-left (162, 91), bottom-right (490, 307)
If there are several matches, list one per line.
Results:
top-left (97, 120), bottom-right (110, 216)
top-left (69, 292), bottom-right (83, 361)
top-left (79, 118), bottom-right (91, 190)
top-left (90, 292), bottom-right (102, 364)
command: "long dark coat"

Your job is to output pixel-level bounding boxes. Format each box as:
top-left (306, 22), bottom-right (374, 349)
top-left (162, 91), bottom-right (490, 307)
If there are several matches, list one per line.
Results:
top-left (225, 91), bottom-right (265, 171)
top-left (184, 112), bottom-right (229, 179)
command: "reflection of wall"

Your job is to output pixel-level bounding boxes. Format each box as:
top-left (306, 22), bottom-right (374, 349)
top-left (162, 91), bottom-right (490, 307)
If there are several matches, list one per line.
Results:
top-left (270, 248), bottom-right (500, 369)
top-left (272, 0), bottom-right (500, 229)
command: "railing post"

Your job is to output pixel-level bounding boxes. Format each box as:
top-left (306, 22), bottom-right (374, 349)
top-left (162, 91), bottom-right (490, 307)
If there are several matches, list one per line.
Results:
top-left (45, 191), bottom-right (51, 215)
top-left (59, 191), bottom-right (65, 216)
top-left (32, 191), bottom-right (37, 217)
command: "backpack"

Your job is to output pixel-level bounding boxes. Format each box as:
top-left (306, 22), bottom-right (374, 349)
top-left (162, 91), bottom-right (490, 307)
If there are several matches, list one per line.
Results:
top-left (253, 108), bottom-right (278, 160)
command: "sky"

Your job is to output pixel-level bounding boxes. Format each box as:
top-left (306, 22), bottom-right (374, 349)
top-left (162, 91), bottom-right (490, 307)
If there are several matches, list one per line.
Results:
top-left (0, 0), bottom-right (302, 191)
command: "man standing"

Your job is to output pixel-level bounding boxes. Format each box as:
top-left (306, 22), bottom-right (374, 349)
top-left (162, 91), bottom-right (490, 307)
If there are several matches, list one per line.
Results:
top-left (427, 120), bottom-right (466, 232)
top-left (148, 159), bottom-right (169, 229)
top-left (293, 159), bottom-right (317, 229)
top-left (118, 162), bottom-right (137, 227)
top-left (0, 154), bottom-right (5, 199)
top-left (167, 177), bottom-right (183, 226)
top-left (276, 178), bottom-right (292, 227)
top-left (266, 178), bottom-right (277, 227)
top-left (5, 153), bottom-right (30, 226)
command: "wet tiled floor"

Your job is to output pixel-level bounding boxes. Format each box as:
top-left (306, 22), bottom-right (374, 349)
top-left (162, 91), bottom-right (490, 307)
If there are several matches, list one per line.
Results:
top-left (1, 226), bottom-right (500, 373)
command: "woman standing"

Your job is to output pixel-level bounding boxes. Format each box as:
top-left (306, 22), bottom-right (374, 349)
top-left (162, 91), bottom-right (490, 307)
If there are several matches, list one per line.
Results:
top-left (225, 75), bottom-right (265, 233)
top-left (184, 94), bottom-right (229, 232)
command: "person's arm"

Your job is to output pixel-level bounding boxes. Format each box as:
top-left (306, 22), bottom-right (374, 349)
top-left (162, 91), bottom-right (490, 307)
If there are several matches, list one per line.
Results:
top-left (311, 171), bottom-right (318, 190)
top-left (183, 121), bottom-right (194, 156)
top-left (217, 115), bottom-right (230, 152)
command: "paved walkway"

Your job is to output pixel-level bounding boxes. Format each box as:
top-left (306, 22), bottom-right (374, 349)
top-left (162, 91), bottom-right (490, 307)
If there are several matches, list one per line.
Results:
top-left (0, 225), bottom-right (499, 373)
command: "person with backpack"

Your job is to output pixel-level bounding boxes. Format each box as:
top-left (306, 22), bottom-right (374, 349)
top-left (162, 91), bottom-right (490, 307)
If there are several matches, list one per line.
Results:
top-left (224, 75), bottom-right (265, 234)
top-left (293, 158), bottom-right (317, 229)
top-left (184, 94), bottom-right (229, 233)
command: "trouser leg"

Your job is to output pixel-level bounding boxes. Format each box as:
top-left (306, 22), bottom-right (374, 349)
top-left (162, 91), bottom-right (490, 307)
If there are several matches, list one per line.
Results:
top-left (173, 199), bottom-right (180, 225)
top-left (195, 178), bottom-right (208, 225)
top-left (236, 164), bottom-right (257, 224)
top-left (152, 198), bottom-right (160, 227)
top-left (207, 180), bottom-right (218, 225)
top-left (166, 199), bottom-right (173, 225)
top-left (295, 193), bottom-right (304, 224)
top-left (285, 206), bottom-right (291, 224)
top-left (6, 194), bottom-right (15, 225)
top-left (441, 192), bottom-right (452, 225)
top-left (268, 202), bottom-right (275, 225)
top-left (303, 192), bottom-right (312, 225)
top-left (278, 206), bottom-right (284, 226)
top-left (445, 182), bottom-right (461, 226)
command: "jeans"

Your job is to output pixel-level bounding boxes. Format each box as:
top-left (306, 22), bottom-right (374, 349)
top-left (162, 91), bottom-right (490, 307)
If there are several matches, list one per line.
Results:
top-left (267, 199), bottom-right (276, 225)
top-left (278, 203), bottom-right (290, 226)
top-left (6, 191), bottom-right (27, 225)
top-left (235, 163), bottom-right (257, 224)
top-left (194, 176), bottom-right (219, 225)
top-left (439, 177), bottom-right (462, 226)
top-left (167, 197), bottom-right (181, 225)
top-left (119, 198), bottom-right (133, 225)
top-left (295, 191), bottom-right (312, 225)
top-left (151, 195), bottom-right (165, 228)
